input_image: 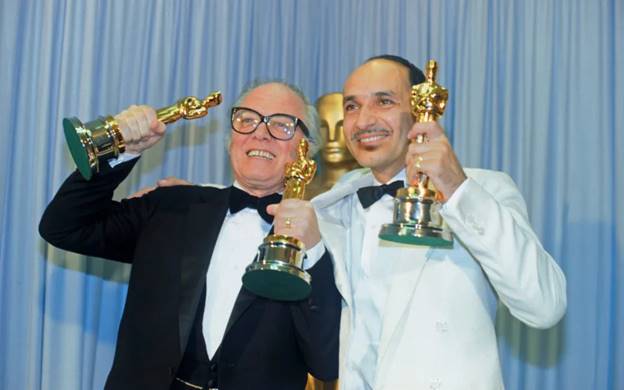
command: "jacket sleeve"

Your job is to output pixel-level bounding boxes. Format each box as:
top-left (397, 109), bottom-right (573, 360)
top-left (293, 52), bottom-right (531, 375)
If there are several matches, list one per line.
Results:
top-left (39, 159), bottom-right (154, 263)
top-left (289, 249), bottom-right (341, 381)
top-left (440, 170), bottom-right (567, 328)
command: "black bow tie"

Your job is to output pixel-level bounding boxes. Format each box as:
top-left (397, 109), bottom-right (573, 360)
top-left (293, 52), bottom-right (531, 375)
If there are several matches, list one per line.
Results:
top-left (228, 186), bottom-right (282, 224)
top-left (357, 180), bottom-right (404, 209)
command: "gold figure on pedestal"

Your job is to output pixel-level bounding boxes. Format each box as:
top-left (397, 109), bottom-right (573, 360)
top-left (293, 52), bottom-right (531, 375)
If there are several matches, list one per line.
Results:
top-left (242, 139), bottom-right (317, 301)
top-left (156, 93), bottom-right (223, 123)
top-left (410, 64), bottom-right (448, 123)
top-left (408, 60), bottom-right (448, 203)
top-left (283, 140), bottom-right (318, 199)
top-left (307, 92), bottom-right (360, 199)
top-left (378, 60), bottom-right (453, 247)
top-left (63, 91), bottom-right (222, 180)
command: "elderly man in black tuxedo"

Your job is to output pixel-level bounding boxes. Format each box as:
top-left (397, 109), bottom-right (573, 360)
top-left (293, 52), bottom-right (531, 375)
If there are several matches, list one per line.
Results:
top-left (39, 81), bottom-right (341, 390)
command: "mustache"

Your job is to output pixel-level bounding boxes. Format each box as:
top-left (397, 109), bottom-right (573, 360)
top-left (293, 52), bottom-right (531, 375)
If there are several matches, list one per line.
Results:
top-left (351, 128), bottom-right (391, 141)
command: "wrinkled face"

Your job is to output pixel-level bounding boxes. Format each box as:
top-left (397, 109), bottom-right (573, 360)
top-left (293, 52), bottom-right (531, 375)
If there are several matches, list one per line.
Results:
top-left (229, 83), bottom-right (306, 196)
top-left (317, 93), bottom-right (354, 165)
top-left (342, 60), bottom-right (414, 181)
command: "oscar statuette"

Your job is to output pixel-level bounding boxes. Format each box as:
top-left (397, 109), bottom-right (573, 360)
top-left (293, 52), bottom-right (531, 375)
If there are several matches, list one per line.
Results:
top-left (306, 92), bottom-right (360, 199)
top-left (378, 60), bottom-right (453, 247)
top-left (242, 139), bottom-right (317, 301)
top-left (63, 91), bottom-right (222, 180)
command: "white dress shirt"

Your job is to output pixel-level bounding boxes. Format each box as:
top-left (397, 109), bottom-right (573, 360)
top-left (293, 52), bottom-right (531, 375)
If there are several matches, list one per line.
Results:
top-left (342, 170), bottom-right (407, 390)
top-left (202, 182), bottom-right (324, 359)
top-left (202, 201), bottom-right (268, 358)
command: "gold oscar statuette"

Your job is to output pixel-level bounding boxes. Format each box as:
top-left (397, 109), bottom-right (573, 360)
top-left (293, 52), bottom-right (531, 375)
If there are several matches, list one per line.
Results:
top-left (242, 139), bottom-right (317, 301)
top-left (63, 91), bottom-right (222, 180)
top-left (378, 60), bottom-right (453, 247)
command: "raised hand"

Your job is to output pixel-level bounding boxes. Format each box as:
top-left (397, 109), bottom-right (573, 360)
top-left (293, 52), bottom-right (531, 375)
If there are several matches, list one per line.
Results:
top-left (266, 199), bottom-right (321, 250)
top-left (405, 121), bottom-right (466, 201)
top-left (115, 105), bottom-right (166, 155)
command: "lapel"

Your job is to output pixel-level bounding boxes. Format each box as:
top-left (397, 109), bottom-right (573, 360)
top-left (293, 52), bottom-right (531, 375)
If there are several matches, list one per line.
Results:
top-left (377, 243), bottom-right (435, 365)
top-left (312, 168), bottom-right (372, 211)
top-left (177, 186), bottom-right (230, 356)
top-left (313, 170), bottom-right (375, 307)
top-left (222, 284), bottom-right (258, 338)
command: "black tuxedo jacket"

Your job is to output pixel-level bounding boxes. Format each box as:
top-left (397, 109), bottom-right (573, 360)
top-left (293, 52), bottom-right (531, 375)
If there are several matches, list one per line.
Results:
top-left (39, 160), bottom-right (341, 390)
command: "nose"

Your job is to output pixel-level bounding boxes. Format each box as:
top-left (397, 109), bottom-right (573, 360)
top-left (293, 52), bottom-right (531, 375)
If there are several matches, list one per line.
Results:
top-left (354, 104), bottom-right (375, 130)
top-left (321, 121), bottom-right (334, 143)
top-left (252, 121), bottom-right (272, 140)
top-left (326, 120), bottom-right (344, 144)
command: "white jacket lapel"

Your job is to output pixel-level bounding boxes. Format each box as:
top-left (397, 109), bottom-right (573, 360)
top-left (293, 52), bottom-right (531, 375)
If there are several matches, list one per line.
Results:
top-left (377, 243), bottom-right (434, 364)
top-left (312, 168), bottom-right (373, 212)
top-left (313, 170), bottom-right (375, 306)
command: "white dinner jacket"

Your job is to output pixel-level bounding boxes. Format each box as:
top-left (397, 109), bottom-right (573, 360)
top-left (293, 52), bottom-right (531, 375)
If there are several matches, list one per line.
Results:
top-left (312, 168), bottom-right (567, 390)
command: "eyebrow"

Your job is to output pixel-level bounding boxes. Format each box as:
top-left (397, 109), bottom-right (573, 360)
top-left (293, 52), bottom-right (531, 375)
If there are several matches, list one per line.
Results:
top-left (343, 95), bottom-right (357, 104)
top-left (373, 90), bottom-right (397, 98)
top-left (343, 90), bottom-right (397, 103)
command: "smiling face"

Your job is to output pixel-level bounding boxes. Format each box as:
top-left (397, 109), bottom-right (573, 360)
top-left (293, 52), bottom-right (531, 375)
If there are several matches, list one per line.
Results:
top-left (342, 59), bottom-right (414, 183)
top-left (229, 83), bottom-right (306, 196)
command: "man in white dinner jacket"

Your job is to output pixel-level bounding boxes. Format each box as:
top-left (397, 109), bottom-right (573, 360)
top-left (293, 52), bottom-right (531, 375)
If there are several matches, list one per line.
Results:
top-left (312, 55), bottom-right (567, 390)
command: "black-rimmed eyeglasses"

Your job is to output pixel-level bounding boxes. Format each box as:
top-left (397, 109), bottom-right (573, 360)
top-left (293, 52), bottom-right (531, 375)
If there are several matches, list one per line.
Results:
top-left (231, 106), bottom-right (310, 141)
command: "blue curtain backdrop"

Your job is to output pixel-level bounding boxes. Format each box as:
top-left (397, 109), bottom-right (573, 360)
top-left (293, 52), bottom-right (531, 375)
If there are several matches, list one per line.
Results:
top-left (0, 0), bottom-right (622, 389)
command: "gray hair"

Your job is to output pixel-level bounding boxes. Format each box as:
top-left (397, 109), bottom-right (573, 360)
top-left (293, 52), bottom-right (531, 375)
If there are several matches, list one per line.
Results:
top-left (229, 79), bottom-right (322, 156)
